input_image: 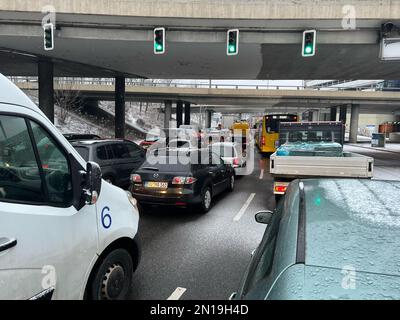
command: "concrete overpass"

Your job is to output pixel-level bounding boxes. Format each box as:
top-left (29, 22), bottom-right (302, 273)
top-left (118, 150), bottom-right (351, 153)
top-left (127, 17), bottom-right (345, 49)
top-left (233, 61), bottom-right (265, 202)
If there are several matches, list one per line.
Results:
top-left (16, 81), bottom-right (400, 114)
top-left (1, 0), bottom-right (400, 79)
top-left (15, 79), bottom-right (400, 143)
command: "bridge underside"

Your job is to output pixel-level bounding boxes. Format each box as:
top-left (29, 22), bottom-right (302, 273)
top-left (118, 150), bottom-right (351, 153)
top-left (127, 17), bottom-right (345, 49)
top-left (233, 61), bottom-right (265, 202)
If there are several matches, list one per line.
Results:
top-left (1, 13), bottom-right (400, 79)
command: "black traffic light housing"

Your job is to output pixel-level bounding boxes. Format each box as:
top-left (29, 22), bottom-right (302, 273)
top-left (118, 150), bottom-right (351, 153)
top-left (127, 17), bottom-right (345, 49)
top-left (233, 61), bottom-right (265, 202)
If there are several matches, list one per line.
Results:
top-left (43, 23), bottom-right (54, 51)
top-left (154, 27), bottom-right (166, 55)
top-left (227, 29), bottom-right (239, 56)
top-left (302, 30), bottom-right (316, 57)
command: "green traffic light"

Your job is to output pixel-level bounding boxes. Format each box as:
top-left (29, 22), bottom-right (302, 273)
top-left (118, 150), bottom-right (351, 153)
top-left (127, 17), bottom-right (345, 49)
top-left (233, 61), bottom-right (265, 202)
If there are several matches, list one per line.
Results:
top-left (155, 44), bottom-right (163, 52)
top-left (229, 45), bottom-right (236, 53)
top-left (305, 46), bottom-right (313, 54)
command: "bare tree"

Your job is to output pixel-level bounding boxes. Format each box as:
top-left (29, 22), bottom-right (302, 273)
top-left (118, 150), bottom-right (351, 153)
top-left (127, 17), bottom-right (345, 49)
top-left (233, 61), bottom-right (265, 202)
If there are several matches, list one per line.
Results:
top-left (54, 79), bottom-right (82, 124)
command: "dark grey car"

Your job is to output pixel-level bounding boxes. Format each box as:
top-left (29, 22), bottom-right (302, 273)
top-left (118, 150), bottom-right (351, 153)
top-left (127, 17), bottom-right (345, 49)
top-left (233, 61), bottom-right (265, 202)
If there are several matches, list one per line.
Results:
top-left (72, 139), bottom-right (145, 188)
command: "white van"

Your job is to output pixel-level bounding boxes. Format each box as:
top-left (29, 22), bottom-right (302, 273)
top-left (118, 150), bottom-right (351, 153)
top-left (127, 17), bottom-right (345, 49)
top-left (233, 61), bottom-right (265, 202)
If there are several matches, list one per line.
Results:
top-left (0, 74), bottom-right (140, 300)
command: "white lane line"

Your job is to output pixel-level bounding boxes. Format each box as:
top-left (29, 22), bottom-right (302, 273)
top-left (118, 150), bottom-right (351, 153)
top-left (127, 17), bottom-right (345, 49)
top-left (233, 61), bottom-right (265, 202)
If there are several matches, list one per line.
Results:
top-left (233, 193), bottom-right (256, 222)
top-left (259, 169), bottom-right (264, 180)
top-left (167, 287), bottom-right (187, 300)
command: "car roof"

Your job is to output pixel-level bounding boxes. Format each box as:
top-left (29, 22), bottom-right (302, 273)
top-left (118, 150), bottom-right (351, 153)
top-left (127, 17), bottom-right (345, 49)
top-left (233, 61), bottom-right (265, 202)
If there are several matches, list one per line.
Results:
top-left (302, 179), bottom-right (400, 277)
top-left (0, 74), bottom-right (39, 110)
top-left (72, 139), bottom-right (128, 146)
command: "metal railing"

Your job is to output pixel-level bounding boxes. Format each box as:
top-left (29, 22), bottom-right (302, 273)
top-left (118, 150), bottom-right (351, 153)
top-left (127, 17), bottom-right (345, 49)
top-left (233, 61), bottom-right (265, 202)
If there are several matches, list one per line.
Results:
top-left (8, 76), bottom-right (393, 92)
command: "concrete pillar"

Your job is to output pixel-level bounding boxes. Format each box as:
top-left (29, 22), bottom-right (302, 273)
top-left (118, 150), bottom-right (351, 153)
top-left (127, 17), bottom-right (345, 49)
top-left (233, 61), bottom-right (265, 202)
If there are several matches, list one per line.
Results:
top-left (38, 59), bottom-right (54, 123)
top-left (330, 107), bottom-right (337, 121)
top-left (206, 110), bottom-right (212, 128)
top-left (312, 110), bottom-right (319, 122)
top-left (184, 102), bottom-right (191, 125)
top-left (349, 104), bottom-right (360, 144)
top-left (176, 101), bottom-right (183, 128)
top-left (339, 105), bottom-right (347, 124)
top-left (115, 76), bottom-right (125, 139)
top-left (164, 100), bottom-right (172, 128)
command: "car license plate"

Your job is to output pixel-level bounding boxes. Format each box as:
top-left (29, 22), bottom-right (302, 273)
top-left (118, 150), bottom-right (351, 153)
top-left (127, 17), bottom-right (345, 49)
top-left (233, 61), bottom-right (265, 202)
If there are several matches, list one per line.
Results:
top-left (145, 181), bottom-right (168, 189)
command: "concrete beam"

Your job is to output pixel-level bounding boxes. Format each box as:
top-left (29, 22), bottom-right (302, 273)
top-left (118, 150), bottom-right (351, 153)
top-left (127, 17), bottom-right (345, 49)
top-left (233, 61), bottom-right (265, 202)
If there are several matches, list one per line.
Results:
top-left (206, 110), bottom-right (212, 128)
top-left (164, 100), bottom-right (172, 128)
top-left (115, 76), bottom-right (125, 139)
top-left (176, 100), bottom-right (183, 128)
top-left (339, 105), bottom-right (347, 124)
top-left (38, 59), bottom-right (54, 123)
top-left (330, 107), bottom-right (337, 121)
top-left (184, 102), bottom-right (191, 125)
top-left (3, 0), bottom-right (400, 20)
top-left (350, 104), bottom-right (360, 143)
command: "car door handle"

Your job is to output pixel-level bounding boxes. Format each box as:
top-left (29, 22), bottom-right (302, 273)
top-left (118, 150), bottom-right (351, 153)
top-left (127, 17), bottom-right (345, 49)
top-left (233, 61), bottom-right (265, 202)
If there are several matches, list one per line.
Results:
top-left (0, 238), bottom-right (17, 253)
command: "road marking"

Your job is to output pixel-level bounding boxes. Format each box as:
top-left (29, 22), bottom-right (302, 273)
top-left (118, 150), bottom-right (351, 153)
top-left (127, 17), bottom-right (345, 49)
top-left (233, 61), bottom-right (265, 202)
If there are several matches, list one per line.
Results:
top-left (167, 287), bottom-right (187, 300)
top-left (233, 193), bottom-right (256, 222)
top-left (259, 169), bottom-right (264, 180)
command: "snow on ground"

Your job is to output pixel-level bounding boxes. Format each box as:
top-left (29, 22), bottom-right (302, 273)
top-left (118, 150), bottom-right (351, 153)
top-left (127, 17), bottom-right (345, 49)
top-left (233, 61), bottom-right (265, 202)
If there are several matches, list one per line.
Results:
top-left (54, 106), bottom-right (113, 138)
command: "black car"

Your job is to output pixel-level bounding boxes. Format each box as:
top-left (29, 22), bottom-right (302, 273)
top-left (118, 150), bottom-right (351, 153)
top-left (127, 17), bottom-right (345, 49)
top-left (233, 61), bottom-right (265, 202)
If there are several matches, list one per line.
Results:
top-left (130, 149), bottom-right (235, 213)
top-left (63, 133), bottom-right (101, 141)
top-left (72, 139), bottom-right (145, 188)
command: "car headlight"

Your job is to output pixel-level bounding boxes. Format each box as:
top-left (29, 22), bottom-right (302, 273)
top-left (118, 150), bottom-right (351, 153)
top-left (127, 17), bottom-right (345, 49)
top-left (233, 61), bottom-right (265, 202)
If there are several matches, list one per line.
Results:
top-left (126, 191), bottom-right (138, 209)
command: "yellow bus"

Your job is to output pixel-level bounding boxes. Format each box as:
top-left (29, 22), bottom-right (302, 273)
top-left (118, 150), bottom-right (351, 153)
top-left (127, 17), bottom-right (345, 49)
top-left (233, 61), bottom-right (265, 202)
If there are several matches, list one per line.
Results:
top-left (255, 114), bottom-right (298, 153)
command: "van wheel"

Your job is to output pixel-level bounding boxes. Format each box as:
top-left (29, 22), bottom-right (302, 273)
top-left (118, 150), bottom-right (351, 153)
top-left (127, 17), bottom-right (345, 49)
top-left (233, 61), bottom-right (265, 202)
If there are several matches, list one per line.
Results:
top-left (199, 186), bottom-right (212, 214)
top-left (89, 249), bottom-right (133, 300)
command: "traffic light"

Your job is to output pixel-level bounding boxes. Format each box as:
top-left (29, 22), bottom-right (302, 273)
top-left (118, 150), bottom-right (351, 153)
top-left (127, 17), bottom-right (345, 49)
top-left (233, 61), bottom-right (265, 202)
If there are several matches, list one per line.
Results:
top-left (43, 23), bottom-right (54, 51)
top-left (154, 27), bottom-right (165, 55)
top-left (302, 30), bottom-right (316, 57)
top-left (227, 29), bottom-right (239, 56)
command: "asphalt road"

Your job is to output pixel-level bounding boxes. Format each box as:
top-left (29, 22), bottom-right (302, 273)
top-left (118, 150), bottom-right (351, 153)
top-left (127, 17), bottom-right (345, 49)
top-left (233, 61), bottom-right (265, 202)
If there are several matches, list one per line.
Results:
top-left (129, 145), bottom-right (400, 300)
top-left (130, 154), bottom-right (273, 300)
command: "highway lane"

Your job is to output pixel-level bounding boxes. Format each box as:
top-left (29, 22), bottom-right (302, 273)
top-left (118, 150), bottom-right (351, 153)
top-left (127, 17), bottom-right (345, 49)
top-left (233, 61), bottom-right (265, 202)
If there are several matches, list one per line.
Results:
top-left (129, 154), bottom-right (272, 300)
top-left (129, 144), bottom-right (400, 300)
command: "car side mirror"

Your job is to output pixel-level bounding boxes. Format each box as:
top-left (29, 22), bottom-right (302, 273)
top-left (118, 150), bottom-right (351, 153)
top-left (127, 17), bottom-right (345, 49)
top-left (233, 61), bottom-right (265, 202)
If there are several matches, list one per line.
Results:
top-left (255, 210), bottom-right (273, 224)
top-left (83, 161), bottom-right (102, 205)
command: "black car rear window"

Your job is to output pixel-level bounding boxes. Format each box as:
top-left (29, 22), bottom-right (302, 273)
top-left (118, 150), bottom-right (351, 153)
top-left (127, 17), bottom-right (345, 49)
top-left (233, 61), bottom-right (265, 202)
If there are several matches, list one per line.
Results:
top-left (111, 143), bottom-right (130, 159)
top-left (74, 146), bottom-right (89, 161)
top-left (96, 145), bottom-right (108, 160)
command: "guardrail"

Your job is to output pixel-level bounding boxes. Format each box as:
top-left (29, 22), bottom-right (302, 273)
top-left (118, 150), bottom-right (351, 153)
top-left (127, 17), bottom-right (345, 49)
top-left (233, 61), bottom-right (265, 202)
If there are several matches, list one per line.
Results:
top-left (8, 76), bottom-right (392, 92)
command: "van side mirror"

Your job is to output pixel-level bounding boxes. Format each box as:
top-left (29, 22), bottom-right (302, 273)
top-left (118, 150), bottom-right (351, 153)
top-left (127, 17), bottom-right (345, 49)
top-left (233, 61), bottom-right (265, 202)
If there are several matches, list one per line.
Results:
top-left (255, 210), bottom-right (273, 224)
top-left (84, 161), bottom-right (102, 205)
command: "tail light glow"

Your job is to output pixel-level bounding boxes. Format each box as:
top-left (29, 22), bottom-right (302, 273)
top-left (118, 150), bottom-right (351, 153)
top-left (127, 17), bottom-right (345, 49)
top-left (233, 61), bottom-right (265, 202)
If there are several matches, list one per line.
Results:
top-left (131, 174), bottom-right (142, 183)
top-left (172, 176), bottom-right (197, 185)
top-left (274, 185), bottom-right (288, 193)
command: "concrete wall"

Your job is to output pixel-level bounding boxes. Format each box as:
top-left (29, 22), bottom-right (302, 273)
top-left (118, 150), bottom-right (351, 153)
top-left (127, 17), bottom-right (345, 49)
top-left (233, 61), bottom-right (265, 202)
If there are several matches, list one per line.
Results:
top-left (2, 0), bottom-right (400, 19)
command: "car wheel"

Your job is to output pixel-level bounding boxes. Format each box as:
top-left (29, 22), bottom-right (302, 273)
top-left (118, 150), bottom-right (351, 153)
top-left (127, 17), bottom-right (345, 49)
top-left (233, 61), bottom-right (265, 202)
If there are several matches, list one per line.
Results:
top-left (199, 186), bottom-right (212, 214)
top-left (89, 249), bottom-right (133, 300)
top-left (228, 174), bottom-right (235, 192)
